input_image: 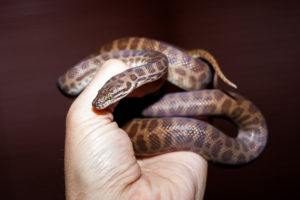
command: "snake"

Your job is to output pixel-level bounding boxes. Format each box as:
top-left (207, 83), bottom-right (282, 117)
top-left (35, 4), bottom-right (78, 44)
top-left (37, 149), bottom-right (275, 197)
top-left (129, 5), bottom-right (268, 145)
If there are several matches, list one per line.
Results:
top-left (58, 37), bottom-right (268, 164)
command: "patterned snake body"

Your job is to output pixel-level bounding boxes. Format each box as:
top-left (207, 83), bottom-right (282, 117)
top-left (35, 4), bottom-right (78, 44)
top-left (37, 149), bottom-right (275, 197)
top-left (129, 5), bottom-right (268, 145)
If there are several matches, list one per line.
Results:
top-left (58, 37), bottom-right (268, 164)
top-left (135, 90), bottom-right (267, 164)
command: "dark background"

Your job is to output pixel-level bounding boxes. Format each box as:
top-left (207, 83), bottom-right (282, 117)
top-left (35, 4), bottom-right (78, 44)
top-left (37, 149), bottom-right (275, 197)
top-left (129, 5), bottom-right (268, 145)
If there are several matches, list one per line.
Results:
top-left (1, 0), bottom-right (299, 199)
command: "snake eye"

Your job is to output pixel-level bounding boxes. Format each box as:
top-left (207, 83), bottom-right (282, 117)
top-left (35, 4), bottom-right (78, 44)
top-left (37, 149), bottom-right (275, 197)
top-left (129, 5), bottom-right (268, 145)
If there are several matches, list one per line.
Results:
top-left (106, 94), bottom-right (113, 101)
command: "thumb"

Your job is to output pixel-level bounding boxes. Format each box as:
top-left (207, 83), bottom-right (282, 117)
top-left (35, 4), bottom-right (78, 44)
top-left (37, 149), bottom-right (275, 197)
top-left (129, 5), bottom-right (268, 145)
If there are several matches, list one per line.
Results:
top-left (68, 59), bottom-right (129, 121)
top-left (65, 59), bottom-right (141, 198)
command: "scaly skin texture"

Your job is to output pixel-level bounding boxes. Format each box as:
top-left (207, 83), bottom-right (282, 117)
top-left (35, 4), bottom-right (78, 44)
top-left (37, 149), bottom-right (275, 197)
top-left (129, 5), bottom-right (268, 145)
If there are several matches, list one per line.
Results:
top-left (58, 37), bottom-right (268, 164)
top-left (132, 90), bottom-right (267, 164)
top-left (58, 37), bottom-right (236, 95)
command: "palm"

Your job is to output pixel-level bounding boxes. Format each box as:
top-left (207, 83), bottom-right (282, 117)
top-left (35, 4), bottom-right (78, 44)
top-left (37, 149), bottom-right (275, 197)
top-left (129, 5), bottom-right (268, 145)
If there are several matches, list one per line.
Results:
top-left (64, 60), bottom-right (207, 199)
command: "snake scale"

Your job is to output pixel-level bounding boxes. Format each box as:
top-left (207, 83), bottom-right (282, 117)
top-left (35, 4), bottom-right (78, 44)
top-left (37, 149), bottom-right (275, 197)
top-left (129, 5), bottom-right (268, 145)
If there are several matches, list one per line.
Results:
top-left (58, 37), bottom-right (268, 164)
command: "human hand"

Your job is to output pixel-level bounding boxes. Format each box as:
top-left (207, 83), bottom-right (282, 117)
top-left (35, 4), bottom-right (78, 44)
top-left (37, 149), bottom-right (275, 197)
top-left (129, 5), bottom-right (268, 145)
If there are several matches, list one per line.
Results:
top-left (64, 59), bottom-right (207, 200)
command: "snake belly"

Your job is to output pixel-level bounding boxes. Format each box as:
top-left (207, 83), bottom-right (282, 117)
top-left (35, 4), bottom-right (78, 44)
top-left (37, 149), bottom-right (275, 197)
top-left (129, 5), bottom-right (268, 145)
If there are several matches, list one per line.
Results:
top-left (58, 37), bottom-right (268, 165)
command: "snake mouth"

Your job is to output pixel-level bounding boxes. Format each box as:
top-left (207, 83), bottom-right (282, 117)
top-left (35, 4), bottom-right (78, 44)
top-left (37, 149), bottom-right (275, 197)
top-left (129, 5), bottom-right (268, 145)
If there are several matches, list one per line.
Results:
top-left (92, 98), bottom-right (107, 110)
top-left (92, 95), bottom-right (117, 110)
top-left (92, 91), bottom-right (128, 110)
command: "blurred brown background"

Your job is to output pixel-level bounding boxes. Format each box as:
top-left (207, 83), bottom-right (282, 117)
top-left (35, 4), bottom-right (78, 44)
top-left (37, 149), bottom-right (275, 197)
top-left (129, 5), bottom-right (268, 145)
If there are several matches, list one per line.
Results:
top-left (1, 0), bottom-right (299, 199)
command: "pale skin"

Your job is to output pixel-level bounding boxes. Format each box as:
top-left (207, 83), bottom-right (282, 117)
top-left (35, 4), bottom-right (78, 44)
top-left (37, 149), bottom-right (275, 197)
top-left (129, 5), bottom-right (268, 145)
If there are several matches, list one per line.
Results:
top-left (65, 59), bottom-right (207, 200)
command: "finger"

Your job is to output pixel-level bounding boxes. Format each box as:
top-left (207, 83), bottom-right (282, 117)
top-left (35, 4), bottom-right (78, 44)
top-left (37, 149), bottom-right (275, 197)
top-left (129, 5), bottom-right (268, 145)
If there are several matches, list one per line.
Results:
top-left (69, 59), bottom-right (130, 120)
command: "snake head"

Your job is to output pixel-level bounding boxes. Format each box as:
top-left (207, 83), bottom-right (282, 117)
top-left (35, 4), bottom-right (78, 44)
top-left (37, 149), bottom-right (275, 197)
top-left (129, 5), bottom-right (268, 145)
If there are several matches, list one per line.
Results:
top-left (92, 79), bottom-right (134, 110)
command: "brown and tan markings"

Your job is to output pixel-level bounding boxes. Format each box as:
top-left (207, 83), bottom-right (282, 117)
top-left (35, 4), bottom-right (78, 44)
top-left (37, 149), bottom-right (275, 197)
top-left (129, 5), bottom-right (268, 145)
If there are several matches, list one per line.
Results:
top-left (58, 37), bottom-right (268, 164)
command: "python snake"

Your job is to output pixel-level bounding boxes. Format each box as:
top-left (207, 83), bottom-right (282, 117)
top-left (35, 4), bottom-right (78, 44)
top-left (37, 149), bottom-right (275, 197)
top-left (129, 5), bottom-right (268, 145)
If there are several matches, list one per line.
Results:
top-left (58, 37), bottom-right (268, 164)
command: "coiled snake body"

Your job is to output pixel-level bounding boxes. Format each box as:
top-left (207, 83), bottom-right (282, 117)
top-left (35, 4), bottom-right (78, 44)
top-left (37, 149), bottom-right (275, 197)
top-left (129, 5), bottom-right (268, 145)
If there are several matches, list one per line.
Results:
top-left (58, 37), bottom-right (268, 164)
